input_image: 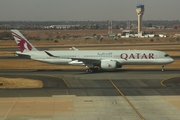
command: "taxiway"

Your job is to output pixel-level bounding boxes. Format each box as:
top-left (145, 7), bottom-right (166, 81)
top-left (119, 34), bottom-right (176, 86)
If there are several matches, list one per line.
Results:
top-left (0, 69), bottom-right (180, 120)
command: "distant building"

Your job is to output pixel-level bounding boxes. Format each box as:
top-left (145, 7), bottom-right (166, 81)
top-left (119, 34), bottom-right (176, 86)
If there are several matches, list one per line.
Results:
top-left (108, 33), bottom-right (117, 37)
top-left (174, 34), bottom-right (180, 37)
top-left (120, 30), bottom-right (136, 38)
top-left (173, 25), bottom-right (180, 29)
top-left (44, 25), bottom-right (79, 29)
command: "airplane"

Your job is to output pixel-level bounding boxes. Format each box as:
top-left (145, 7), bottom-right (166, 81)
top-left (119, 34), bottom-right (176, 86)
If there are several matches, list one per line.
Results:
top-left (11, 29), bottom-right (174, 72)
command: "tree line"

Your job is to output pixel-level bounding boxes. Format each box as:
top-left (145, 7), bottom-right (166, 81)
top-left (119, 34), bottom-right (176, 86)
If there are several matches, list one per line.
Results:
top-left (0, 20), bottom-right (179, 30)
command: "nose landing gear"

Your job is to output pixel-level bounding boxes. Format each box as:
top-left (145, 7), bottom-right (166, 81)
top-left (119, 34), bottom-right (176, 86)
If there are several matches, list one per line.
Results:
top-left (162, 65), bottom-right (165, 72)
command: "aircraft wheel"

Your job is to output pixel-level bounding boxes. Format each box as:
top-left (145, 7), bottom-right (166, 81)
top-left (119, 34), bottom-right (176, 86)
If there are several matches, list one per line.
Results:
top-left (86, 68), bottom-right (93, 73)
top-left (86, 67), bottom-right (100, 73)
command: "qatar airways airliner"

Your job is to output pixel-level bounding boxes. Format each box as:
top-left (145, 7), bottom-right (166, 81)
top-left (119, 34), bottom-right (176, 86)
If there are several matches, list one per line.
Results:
top-left (11, 30), bottom-right (174, 72)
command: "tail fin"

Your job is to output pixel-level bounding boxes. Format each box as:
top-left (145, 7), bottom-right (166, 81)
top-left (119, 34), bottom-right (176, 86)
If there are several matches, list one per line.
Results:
top-left (11, 29), bottom-right (38, 53)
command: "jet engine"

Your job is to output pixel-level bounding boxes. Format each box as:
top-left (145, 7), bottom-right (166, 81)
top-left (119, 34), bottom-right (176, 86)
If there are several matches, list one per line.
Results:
top-left (100, 60), bottom-right (117, 71)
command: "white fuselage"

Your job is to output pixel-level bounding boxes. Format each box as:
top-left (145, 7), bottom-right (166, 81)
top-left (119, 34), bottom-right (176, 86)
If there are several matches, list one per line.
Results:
top-left (22, 50), bottom-right (174, 66)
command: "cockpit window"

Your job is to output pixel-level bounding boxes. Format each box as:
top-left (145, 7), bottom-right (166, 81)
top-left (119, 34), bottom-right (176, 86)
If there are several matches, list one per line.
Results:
top-left (164, 54), bottom-right (169, 57)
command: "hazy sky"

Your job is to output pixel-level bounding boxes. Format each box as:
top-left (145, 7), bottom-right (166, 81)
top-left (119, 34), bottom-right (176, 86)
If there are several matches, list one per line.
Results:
top-left (0, 0), bottom-right (179, 21)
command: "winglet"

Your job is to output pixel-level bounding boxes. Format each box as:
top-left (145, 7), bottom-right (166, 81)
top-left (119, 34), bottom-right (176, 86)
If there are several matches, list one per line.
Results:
top-left (44, 50), bottom-right (57, 57)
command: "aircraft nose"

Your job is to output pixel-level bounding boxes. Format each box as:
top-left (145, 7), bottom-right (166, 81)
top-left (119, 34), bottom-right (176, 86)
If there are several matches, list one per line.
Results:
top-left (169, 58), bottom-right (174, 63)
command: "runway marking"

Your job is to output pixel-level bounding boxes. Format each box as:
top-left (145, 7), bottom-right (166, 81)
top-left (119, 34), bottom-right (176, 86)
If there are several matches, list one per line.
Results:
top-left (3, 98), bottom-right (19, 120)
top-left (160, 76), bottom-right (178, 87)
top-left (108, 78), bottom-right (145, 120)
top-left (62, 78), bottom-right (70, 88)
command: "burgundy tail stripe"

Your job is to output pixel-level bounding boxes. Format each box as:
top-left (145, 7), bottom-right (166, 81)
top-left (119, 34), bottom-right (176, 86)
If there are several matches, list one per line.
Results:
top-left (12, 32), bottom-right (26, 41)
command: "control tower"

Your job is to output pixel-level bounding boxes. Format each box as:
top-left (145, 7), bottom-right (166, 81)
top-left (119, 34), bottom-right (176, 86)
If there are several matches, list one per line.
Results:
top-left (136, 4), bottom-right (145, 34)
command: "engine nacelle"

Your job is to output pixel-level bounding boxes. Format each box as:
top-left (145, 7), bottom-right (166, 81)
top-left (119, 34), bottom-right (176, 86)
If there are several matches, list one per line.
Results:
top-left (101, 60), bottom-right (117, 71)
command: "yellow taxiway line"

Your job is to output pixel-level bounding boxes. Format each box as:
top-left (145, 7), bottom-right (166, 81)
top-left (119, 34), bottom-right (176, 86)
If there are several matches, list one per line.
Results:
top-left (160, 76), bottom-right (178, 87)
top-left (108, 78), bottom-right (145, 120)
top-left (62, 78), bottom-right (70, 88)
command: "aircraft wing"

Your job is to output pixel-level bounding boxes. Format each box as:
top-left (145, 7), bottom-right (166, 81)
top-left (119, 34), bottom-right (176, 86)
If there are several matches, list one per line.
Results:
top-left (44, 50), bottom-right (59, 58)
top-left (44, 50), bottom-right (121, 67)
top-left (44, 50), bottom-right (101, 64)
top-left (71, 57), bottom-right (101, 64)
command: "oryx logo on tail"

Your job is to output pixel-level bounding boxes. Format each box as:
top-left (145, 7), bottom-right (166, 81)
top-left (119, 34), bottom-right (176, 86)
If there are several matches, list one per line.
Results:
top-left (12, 31), bottom-right (32, 52)
top-left (17, 39), bottom-right (32, 52)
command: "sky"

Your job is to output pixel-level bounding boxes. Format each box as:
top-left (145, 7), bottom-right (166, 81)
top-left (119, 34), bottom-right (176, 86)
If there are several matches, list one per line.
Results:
top-left (0, 0), bottom-right (179, 21)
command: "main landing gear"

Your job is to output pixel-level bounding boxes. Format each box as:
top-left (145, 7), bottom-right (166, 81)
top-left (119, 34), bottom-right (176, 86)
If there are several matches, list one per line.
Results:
top-left (86, 68), bottom-right (93, 73)
top-left (86, 68), bottom-right (99, 73)
top-left (85, 64), bottom-right (100, 73)
top-left (86, 66), bottom-right (100, 73)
